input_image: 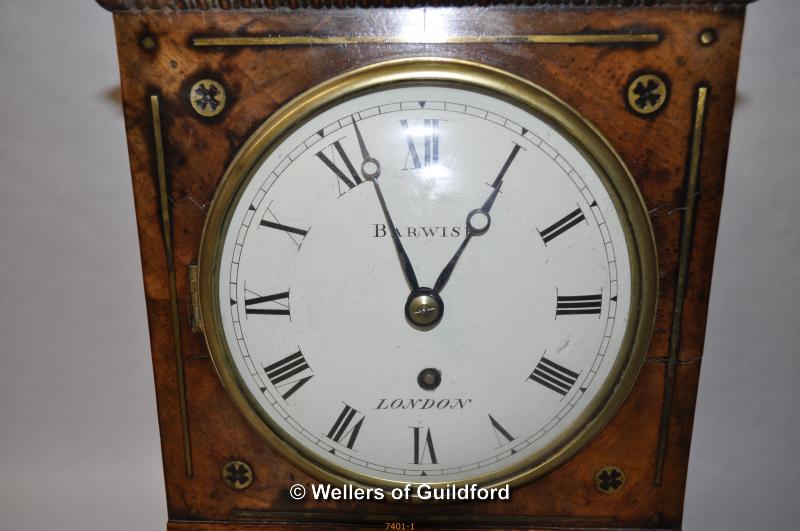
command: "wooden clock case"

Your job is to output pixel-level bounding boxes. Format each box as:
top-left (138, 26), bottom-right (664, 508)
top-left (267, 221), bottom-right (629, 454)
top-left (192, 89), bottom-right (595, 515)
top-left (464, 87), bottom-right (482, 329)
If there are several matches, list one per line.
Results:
top-left (97, 1), bottom-right (756, 529)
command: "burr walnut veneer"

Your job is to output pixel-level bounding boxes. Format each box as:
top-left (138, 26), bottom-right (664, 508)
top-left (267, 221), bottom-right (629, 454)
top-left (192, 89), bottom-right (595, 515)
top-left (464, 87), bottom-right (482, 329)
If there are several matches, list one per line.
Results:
top-left (98, 1), bottom-right (756, 529)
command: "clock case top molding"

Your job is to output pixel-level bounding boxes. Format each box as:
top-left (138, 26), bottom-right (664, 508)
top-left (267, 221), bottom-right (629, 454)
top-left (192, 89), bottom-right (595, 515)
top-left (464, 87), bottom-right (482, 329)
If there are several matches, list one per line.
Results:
top-left (99, 1), bottom-right (755, 529)
top-left (97, 0), bottom-right (756, 10)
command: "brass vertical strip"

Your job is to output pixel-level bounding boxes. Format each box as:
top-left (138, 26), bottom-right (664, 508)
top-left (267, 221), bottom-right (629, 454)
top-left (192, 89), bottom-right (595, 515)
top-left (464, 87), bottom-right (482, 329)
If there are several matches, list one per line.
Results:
top-left (655, 86), bottom-right (709, 485)
top-left (188, 265), bottom-right (204, 333)
top-left (192, 33), bottom-right (661, 47)
top-left (150, 95), bottom-right (193, 477)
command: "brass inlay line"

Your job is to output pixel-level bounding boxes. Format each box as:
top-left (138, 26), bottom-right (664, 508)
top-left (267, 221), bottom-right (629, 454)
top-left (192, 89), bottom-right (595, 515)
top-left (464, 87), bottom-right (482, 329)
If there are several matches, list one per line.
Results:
top-left (655, 86), bottom-right (709, 485)
top-left (150, 95), bottom-right (193, 477)
top-left (188, 264), bottom-right (204, 333)
top-left (193, 33), bottom-right (660, 47)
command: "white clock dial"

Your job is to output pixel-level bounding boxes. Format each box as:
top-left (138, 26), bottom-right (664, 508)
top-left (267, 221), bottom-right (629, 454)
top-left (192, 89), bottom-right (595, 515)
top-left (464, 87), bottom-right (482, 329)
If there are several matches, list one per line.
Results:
top-left (202, 61), bottom-right (655, 489)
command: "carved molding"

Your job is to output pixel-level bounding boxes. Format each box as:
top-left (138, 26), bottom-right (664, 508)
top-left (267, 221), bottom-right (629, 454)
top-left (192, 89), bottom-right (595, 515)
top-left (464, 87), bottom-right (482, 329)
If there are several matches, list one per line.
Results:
top-left (97, 0), bottom-right (756, 13)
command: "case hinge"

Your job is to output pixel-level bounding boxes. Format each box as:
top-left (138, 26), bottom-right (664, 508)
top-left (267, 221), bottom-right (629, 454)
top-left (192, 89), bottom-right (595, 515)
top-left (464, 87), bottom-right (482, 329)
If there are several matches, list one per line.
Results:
top-left (188, 264), bottom-right (204, 334)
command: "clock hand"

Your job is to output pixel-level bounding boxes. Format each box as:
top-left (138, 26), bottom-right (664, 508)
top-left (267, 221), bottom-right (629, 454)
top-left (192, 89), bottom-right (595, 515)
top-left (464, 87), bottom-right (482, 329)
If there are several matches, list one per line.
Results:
top-left (433, 144), bottom-right (521, 293)
top-left (432, 229), bottom-right (475, 294)
top-left (351, 116), bottom-right (420, 291)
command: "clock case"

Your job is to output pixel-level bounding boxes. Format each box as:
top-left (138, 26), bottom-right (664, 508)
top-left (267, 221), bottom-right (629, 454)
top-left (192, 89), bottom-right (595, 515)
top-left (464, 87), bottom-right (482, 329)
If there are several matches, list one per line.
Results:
top-left (98, 1), bottom-right (755, 529)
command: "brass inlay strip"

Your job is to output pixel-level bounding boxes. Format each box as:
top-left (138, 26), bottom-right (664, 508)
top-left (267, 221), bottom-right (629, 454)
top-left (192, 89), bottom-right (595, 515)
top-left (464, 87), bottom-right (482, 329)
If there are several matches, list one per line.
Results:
top-left (150, 95), bottom-right (193, 477)
top-left (655, 86), bottom-right (709, 485)
top-left (189, 264), bottom-right (204, 334)
top-left (193, 33), bottom-right (660, 47)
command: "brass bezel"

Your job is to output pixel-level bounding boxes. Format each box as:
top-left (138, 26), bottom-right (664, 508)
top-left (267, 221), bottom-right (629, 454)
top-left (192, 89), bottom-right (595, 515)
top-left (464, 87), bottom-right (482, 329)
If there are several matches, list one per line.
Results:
top-left (198, 58), bottom-right (658, 493)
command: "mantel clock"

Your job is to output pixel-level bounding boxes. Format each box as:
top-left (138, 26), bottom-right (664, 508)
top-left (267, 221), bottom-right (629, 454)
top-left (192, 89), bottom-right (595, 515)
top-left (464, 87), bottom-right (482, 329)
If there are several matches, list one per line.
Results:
top-left (98, 1), bottom-right (757, 529)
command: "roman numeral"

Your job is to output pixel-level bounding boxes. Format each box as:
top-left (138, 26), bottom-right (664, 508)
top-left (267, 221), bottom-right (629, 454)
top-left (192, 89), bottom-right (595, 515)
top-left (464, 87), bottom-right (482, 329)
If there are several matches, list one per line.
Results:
top-left (326, 404), bottom-right (365, 450)
top-left (259, 219), bottom-right (307, 237)
top-left (556, 292), bottom-right (602, 316)
top-left (529, 356), bottom-right (580, 396)
top-left (259, 208), bottom-right (308, 250)
top-left (244, 289), bottom-right (290, 316)
top-left (488, 414), bottom-right (515, 447)
top-left (538, 207), bottom-right (586, 244)
top-left (316, 140), bottom-right (362, 190)
top-left (411, 427), bottom-right (438, 464)
top-left (263, 350), bottom-right (313, 400)
top-left (401, 119), bottom-right (439, 169)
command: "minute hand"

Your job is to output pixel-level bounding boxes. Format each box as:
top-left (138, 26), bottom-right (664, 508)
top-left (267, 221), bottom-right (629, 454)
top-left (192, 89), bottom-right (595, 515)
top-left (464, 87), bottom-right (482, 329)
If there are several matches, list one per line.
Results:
top-left (433, 144), bottom-right (522, 293)
top-left (351, 116), bottom-right (420, 291)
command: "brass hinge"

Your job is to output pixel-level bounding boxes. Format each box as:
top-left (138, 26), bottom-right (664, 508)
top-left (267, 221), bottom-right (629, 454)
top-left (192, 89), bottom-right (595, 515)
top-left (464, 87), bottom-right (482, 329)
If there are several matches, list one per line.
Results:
top-left (188, 264), bottom-right (204, 334)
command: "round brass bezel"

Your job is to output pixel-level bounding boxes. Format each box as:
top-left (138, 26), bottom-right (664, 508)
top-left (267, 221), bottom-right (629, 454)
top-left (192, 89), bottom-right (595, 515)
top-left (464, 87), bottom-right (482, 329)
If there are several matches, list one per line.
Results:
top-left (198, 57), bottom-right (658, 494)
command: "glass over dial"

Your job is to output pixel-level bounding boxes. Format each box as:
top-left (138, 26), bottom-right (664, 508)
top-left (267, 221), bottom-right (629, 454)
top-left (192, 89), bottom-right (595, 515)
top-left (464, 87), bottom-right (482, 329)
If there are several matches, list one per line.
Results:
top-left (201, 61), bottom-right (655, 489)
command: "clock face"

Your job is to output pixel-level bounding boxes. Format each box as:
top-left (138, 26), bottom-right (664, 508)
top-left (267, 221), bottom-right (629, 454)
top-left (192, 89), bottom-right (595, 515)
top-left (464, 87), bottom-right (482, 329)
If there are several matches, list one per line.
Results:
top-left (201, 60), bottom-right (656, 489)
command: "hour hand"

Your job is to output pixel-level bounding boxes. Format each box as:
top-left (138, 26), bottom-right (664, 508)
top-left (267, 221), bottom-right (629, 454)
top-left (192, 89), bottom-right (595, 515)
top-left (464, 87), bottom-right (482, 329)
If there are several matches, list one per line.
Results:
top-left (351, 115), bottom-right (380, 181)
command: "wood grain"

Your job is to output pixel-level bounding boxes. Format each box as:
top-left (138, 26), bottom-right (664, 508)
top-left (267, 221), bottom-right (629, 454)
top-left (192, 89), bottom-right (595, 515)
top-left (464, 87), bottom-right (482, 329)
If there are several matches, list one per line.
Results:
top-left (107, 4), bottom-right (748, 529)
